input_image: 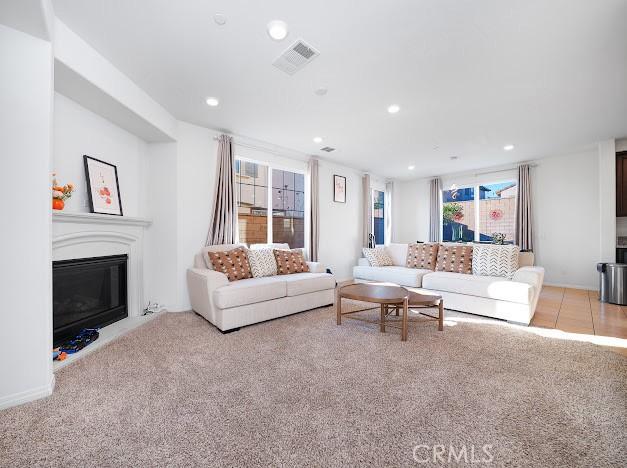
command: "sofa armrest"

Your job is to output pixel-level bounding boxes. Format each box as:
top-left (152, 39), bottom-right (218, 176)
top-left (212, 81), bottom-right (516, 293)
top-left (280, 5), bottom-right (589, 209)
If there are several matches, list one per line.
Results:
top-left (512, 266), bottom-right (545, 288)
top-left (307, 261), bottom-right (326, 273)
top-left (186, 268), bottom-right (229, 322)
top-left (357, 257), bottom-right (370, 267)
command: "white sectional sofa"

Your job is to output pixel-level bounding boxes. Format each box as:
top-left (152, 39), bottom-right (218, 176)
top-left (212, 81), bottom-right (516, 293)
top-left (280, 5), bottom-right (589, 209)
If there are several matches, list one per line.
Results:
top-left (353, 243), bottom-right (544, 325)
top-left (187, 244), bottom-right (335, 331)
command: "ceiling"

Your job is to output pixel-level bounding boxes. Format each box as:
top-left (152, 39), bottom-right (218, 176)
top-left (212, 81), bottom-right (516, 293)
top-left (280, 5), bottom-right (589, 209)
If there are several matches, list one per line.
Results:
top-left (52, 0), bottom-right (627, 179)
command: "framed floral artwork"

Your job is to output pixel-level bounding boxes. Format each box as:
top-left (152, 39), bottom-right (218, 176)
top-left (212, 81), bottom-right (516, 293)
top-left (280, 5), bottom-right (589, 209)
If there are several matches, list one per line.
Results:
top-left (333, 174), bottom-right (346, 203)
top-left (83, 155), bottom-right (123, 216)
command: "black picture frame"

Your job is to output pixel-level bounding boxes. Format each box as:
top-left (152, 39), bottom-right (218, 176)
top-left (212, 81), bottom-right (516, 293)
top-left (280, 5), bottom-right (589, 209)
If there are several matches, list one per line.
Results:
top-left (333, 174), bottom-right (346, 203)
top-left (83, 155), bottom-right (124, 216)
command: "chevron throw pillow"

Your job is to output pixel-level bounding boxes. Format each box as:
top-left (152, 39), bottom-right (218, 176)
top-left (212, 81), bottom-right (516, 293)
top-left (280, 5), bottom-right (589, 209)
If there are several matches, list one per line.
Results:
top-left (472, 244), bottom-right (520, 279)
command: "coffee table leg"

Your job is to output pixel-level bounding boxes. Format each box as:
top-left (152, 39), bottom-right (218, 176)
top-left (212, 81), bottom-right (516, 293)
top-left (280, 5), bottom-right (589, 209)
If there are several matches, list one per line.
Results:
top-left (380, 304), bottom-right (386, 333)
top-left (438, 300), bottom-right (444, 331)
top-left (402, 297), bottom-right (408, 341)
top-left (336, 294), bottom-right (342, 325)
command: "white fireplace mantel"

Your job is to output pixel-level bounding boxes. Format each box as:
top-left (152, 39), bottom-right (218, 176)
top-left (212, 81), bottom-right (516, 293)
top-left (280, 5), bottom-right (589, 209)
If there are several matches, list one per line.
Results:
top-left (52, 211), bottom-right (152, 227)
top-left (52, 211), bottom-right (152, 319)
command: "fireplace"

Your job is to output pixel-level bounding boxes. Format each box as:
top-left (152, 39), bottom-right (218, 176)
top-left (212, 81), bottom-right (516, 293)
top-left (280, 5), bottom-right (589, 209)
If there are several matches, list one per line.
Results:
top-left (53, 254), bottom-right (128, 346)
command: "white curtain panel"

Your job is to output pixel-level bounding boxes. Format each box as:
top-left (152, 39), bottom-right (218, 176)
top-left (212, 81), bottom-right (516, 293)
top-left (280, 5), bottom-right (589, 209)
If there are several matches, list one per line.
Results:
top-left (363, 174), bottom-right (373, 247)
top-left (206, 134), bottom-right (236, 246)
top-left (516, 164), bottom-right (534, 251)
top-left (307, 158), bottom-right (320, 262)
top-left (429, 177), bottom-right (442, 242)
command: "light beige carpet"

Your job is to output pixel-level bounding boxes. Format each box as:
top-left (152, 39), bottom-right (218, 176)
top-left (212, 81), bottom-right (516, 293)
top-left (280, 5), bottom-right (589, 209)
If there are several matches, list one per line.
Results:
top-left (1, 303), bottom-right (626, 467)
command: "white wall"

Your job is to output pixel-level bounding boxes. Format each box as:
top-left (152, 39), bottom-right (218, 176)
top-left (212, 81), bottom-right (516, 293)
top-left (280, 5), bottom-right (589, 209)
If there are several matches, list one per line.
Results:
top-left (0, 24), bottom-right (54, 409)
top-left (53, 92), bottom-right (149, 216)
top-left (533, 150), bottom-right (599, 289)
top-left (393, 149), bottom-right (604, 290)
top-left (392, 178), bottom-right (430, 244)
top-left (598, 139), bottom-right (616, 262)
top-left (175, 122), bottom-right (219, 311)
top-left (318, 161), bottom-right (364, 280)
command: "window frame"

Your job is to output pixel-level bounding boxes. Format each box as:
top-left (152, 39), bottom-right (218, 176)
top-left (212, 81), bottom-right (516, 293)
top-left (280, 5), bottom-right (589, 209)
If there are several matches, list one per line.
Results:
top-left (235, 156), bottom-right (306, 247)
top-left (440, 179), bottom-right (517, 243)
top-left (372, 188), bottom-right (386, 246)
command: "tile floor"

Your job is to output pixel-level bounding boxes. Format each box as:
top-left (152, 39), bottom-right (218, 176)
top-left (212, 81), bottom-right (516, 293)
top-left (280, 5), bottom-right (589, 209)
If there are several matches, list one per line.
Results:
top-left (533, 286), bottom-right (627, 356)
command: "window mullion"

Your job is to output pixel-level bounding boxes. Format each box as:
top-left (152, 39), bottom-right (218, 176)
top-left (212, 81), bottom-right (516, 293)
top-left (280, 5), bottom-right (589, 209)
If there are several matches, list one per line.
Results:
top-left (474, 185), bottom-right (480, 242)
top-left (267, 166), bottom-right (273, 244)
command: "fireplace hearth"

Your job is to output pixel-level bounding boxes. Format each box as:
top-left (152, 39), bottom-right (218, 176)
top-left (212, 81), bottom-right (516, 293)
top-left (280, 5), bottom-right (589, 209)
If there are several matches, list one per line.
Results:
top-left (53, 254), bottom-right (128, 346)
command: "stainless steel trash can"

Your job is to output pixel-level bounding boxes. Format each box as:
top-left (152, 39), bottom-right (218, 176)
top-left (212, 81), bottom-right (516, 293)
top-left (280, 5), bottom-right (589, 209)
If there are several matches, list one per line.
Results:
top-left (597, 263), bottom-right (627, 305)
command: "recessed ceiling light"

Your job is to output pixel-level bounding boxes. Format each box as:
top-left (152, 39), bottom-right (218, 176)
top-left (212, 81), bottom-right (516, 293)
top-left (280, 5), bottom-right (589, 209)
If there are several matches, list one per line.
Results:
top-left (314, 87), bottom-right (328, 96)
top-left (450, 156), bottom-right (458, 160)
top-left (408, 165), bottom-right (415, 170)
top-left (504, 144), bottom-right (515, 151)
top-left (267, 20), bottom-right (288, 41)
top-left (213, 13), bottom-right (227, 25)
top-left (313, 137), bottom-right (323, 144)
top-left (387, 104), bottom-right (400, 114)
top-left (205, 97), bottom-right (219, 107)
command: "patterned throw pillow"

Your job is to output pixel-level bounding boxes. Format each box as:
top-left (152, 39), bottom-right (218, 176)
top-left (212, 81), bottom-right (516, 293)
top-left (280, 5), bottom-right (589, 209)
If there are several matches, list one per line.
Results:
top-left (435, 244), bottom-right (473, 274)
top-left (472, 244), bottom-right (520, 279)
top-left (273, 249), bottom-right (310, 275)
top-left (406, 243), bottom-right (439, 270)
top-left (362, 248), bottom-right (394, 267)
top-left (207, 247), bottom-right (253, 282)
top-left (247, 248), bottom-right (278, 278)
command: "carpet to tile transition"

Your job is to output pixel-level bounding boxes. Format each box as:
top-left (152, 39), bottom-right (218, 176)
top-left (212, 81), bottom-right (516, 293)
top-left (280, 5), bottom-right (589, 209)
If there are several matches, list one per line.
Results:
top-left (1, 303), bottom-right (626, 467)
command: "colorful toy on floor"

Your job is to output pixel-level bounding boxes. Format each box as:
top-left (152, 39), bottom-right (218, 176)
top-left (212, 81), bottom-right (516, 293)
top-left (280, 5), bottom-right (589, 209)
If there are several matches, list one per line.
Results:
top-left (58, 328), bottom-right (100, 355)
top-left (52, 348), bottom-right (68, 361)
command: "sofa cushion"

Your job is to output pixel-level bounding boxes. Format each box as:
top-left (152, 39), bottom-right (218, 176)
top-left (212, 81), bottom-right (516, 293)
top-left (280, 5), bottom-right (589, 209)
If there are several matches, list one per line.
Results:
top-left (435, 244), bottom-right (473, 274)
top-left (248, 248), bottom-right (278, 277)
top-left (385, 243), bottom-right (409, 266)
top-left (274, 249), bottom-right (310, 274)
top-left (353, 265), bottom-right (432, 288)
top-left (213, 276), bottom-right (286, 309)
top-left (200, 243), bottom-right (247, 269)
top-left (406, 243), bottom-right (439, 270)
top-left (472, 244), bottom-right (520, 279)
top-left (207, 247), bottom-right (253, 282)
top-left (422, 271), bottom-right (533, 305)
top-left (363, 248), bottom-right (394, 267)
top-left (282, 272), bottom-right (336, 296)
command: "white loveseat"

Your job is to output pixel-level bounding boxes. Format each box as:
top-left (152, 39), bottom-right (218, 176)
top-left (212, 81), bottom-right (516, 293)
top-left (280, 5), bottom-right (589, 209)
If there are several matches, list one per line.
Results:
top-left (353, 243), bottom-right (544, 325)
top-left (187, 244), bottom-right (336, 331)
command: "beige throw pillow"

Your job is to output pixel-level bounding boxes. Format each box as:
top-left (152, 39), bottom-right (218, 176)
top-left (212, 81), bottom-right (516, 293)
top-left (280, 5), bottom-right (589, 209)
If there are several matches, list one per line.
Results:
top-left (435, 244), bottom-right (473, 274)
top-left (406, 243), bottom-right (439, 270)
top-left (363, 248), bottom-right (394, 267)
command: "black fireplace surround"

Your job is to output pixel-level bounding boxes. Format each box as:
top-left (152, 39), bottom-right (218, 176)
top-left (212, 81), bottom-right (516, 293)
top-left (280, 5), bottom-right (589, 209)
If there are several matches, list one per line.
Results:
top-left (53, 254), bottom-right (128, 346)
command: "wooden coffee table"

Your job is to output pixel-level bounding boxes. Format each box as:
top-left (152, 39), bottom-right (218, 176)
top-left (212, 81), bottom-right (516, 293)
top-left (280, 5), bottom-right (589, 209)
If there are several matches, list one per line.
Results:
top-left (336, 283), bottom-right (443, 341)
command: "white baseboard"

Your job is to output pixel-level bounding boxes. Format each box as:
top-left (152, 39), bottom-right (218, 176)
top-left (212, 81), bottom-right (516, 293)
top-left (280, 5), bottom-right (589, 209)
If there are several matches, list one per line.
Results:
top-left (0, 374), bottom-right (55, 411)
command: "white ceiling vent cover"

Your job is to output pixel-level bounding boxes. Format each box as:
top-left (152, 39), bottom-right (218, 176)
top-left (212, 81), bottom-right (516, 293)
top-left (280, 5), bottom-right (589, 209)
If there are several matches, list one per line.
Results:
top-left (273, 39), bottom-right (320, 75)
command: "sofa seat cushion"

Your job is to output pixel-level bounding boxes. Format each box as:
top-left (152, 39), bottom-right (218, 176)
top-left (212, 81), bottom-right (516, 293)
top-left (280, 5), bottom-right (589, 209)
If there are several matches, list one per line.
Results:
top-left (353, 266), bottom-right (432, 288)
top-left (213, 277), bottom-right (286, 309)
top-left (422, 271), bottom-right (533, 305)
top-left (283, 272), bottom-right (336, 296)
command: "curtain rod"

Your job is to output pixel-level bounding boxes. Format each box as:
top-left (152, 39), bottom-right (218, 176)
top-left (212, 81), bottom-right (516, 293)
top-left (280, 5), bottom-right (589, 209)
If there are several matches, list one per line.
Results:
top-left (471, 163), bottom-right (538, 178)
top-left (212, 135), bottom-right (309, 161)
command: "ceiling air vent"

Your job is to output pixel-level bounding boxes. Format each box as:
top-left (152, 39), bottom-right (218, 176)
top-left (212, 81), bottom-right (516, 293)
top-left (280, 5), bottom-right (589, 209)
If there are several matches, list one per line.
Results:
top-left (273, 39), bottom-right (320, 75)
top-left (320, 146), bottom-right (335, 152)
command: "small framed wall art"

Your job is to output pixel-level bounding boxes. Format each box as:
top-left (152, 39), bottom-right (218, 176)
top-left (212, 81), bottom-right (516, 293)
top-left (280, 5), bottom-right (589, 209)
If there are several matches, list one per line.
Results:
top-left (333, 174), bottom-right (346, 203)
top-left (83, 155), bottom-right (123, 216)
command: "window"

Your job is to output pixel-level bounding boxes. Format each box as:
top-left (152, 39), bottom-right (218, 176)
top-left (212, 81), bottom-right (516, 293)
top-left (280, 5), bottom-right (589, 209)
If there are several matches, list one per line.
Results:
top-left (478, 182), bottom-right (517, 243)
top-left (373, 190), bottom-right (385, 245)
top-left (442, 187), bottom-right (475, 242)
top-left (441, 181), bottom-right (517, 243)
top-left (235, 160), bottom-right (268, 245)
top-left (235, 159), bottom-right (305, 248)
top-left (272, 169), bottom-right (305, 248)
